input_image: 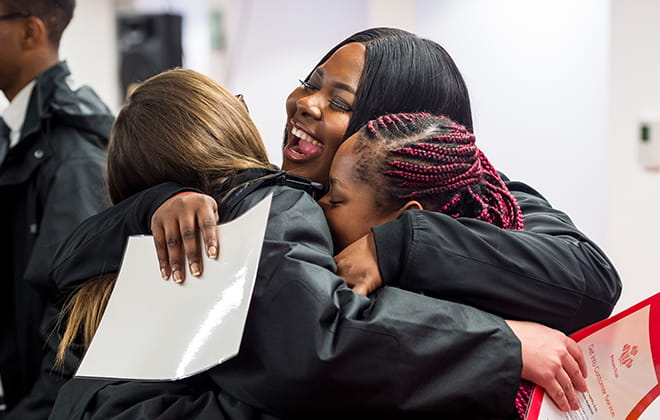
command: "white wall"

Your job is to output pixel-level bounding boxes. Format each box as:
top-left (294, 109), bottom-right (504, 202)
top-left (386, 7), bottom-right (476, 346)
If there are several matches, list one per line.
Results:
top-left (609, 0), bottom-right (660, 311)
top-left (60, 0), bottom-right (119, 112)
top-left (416, 0), bottom-right (610, 247)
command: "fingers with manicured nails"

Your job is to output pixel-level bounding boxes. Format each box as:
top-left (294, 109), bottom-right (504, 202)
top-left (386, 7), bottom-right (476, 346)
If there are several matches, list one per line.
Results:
top-left (152, 223), bottom-right (170, 280)
top-left (163, 221), bottom-right (185, 283)
top-left (198, 197), bottom-right (219, 260)
top-left (179, 213), bottom-right (202, 278)
top-left (150, 192), bottom-right (219, 281)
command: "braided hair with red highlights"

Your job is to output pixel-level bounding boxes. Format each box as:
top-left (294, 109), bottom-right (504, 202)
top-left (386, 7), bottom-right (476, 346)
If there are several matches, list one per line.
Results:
top-left (353, 112), bottom-right (524, 230)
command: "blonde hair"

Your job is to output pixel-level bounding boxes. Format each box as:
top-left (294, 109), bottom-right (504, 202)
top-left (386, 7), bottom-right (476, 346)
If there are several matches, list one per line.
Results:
top-left (56, 68), bottom-right (272, 367)
top-left (55, 274), bottom-right (116, 369)
top-left (108, 68), bottom-right (272, 203)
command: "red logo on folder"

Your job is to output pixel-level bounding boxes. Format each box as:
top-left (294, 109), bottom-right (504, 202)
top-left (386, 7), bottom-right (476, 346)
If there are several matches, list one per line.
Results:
top-left (619, 343), bottom-right (639, 368)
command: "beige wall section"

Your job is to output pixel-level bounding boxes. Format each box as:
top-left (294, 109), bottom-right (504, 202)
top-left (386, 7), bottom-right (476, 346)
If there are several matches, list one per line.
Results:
top-left (367, 0), bottom-right (416, 30)
top-left (60, 0), bottom-right (120, 112)
top-left (609, 0), bottom-right (660, 311)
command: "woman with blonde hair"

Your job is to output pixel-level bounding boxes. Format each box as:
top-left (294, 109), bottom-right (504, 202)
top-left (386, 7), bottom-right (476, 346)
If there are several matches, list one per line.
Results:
top-left (48, 68), bottom-right (585, 419)
top-left (54, 67), bottom-right (272, 366)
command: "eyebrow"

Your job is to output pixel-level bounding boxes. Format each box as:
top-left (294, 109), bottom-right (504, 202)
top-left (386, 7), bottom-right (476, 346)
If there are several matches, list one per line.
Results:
top-left (314, 68), bottom-right (356, 94)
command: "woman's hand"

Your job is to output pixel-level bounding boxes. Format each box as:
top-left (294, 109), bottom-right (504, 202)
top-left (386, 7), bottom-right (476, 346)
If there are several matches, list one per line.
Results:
top-left (506, 320), bottom-right (588, 412)
top-left (335, 232), bottom-right (382, 295)
top-left (151, 192), bottom-right (219, 283)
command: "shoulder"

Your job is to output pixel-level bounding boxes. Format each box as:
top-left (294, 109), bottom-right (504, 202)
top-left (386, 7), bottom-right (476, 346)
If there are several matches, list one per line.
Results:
top-left (233, 183), bottom-right (333, 250)
top-left (236, 184), bottom-right (326, 225)
top-left (31, 65), bottom-right (113, 159)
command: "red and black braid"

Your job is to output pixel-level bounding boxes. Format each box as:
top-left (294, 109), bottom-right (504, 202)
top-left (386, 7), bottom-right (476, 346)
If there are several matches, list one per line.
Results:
top-left (354, 112), bottom-right (524, 230)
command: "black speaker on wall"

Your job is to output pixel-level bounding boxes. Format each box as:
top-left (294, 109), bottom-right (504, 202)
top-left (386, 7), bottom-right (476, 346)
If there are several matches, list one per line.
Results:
top-left (117, 13), bottom-right (183, 99)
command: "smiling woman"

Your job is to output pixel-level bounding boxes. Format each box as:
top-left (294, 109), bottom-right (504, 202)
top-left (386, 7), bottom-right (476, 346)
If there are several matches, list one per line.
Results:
top-left (278, 28), bottom-right (473, 190)
top-left (282, 42), bottom-right (364, 185)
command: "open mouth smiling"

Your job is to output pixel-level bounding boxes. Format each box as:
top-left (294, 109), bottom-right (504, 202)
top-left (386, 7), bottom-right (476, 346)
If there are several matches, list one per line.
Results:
top-left (284, 123), bottom-right (325, 161)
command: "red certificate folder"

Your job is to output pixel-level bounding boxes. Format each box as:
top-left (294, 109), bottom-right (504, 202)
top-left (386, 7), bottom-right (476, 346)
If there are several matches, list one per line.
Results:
top-left (525, 292), bottom-right (660, 420)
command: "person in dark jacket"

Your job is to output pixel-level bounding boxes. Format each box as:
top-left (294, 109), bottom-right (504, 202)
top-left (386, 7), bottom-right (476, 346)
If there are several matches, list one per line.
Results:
top-left (47, 68), bottom-right (586, 419)
top-left (318, 111), bottom-right (574, 418)
top-left (0, 0), bottom-right (113, 417)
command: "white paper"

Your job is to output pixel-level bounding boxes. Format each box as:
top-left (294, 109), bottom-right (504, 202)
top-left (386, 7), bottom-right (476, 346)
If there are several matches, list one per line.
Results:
top-left (75, 194), bottom-right (272, 381)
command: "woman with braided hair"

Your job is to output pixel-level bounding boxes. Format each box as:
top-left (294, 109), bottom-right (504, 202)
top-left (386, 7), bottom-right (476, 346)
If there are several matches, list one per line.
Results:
top-left (320, 112), bottom-right (533, 418)
top-left (320, 112), bottom-right (524, 256)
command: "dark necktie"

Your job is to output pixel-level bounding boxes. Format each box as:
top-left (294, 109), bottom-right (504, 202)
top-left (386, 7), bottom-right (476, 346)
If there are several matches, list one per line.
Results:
top-left (0, 117), bottom-right (9, 167)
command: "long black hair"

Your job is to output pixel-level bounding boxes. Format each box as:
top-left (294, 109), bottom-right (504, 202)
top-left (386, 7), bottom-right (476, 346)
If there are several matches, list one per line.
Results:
top-left (304, 27), bottom-right (474, 139)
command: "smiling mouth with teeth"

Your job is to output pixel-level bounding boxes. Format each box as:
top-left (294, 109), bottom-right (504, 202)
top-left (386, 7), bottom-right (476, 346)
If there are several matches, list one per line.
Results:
top-left (286, 125), bottom-right (325, 158)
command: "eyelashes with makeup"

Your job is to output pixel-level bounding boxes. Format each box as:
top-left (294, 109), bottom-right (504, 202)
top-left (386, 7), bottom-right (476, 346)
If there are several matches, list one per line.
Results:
top-left (299, 79), bottom-right (318, 91)
top-left (298, 79), bottom-right (352, 112)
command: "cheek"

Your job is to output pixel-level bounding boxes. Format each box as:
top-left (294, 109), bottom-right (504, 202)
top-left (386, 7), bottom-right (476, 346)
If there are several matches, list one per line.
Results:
top-left (285, 89), bottom-right (302, 118)
top-left (325, 209), bottom-right (351, 249)
top-left (325, 116), bottom-right (351, 149)
top-left (335, 209), bottom-right (372, 249)
top-left (324, 209), bottom-right (342, 236)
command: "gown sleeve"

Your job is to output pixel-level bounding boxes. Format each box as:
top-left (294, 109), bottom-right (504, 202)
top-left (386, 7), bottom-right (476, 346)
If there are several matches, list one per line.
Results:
top-left (49, 186), bottom-right (522, 419)
top-left (48, 182), bottom-right (194, 293)
top-left (373, 177), bottom-right (621, 334)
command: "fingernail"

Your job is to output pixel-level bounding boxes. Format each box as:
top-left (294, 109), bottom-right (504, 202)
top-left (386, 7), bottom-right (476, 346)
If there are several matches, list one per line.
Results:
top-left (161, 268), bottom-right (169, 280)
top-left (190, 263), bottom-right (201, 277)
top-left (173, 270), bottom-right (183, 283)
top-left (207, 245), bottom-right (218, 259)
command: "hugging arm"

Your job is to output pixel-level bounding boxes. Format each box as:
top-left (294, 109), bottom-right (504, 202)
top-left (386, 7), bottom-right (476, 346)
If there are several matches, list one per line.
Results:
top-left (371, 178), bottom-right (621, 334)
top-left (48, 182), bottom-right (195, 292)
top-left (49, 187), bottom-right (524, 418)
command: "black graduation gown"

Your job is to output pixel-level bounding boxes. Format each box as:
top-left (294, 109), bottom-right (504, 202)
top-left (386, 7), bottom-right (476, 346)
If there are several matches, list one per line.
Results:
top-left (47, 170), bottom-right (522, 419)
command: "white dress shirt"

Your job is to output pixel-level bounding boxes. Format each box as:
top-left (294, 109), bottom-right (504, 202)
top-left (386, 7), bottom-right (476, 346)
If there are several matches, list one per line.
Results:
top-left (1, 80), bottom-right (36, 148)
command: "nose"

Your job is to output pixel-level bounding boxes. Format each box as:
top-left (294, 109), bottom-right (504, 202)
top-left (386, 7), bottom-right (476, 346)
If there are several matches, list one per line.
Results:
top-left (317, 193), bottom-right (331, 212)
top-left (296, 93), bottom-right (322, 120)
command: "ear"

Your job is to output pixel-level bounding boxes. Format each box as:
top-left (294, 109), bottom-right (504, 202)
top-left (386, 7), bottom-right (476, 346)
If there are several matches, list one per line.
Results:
top-left (394, 200), bottom-right (423, 217)
top-left (21, 16), bottom-right (49, 49)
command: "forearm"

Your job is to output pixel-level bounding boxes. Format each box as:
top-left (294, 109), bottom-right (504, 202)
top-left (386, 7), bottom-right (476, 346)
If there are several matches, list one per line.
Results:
top-left (49, 182), bottom-right (195, 292)
top-left (374, 182), bottom-right (621, 333)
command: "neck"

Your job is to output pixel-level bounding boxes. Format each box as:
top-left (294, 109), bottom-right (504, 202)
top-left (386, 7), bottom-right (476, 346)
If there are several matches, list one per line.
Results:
top-left (3, 50), bottom-right (59, 102)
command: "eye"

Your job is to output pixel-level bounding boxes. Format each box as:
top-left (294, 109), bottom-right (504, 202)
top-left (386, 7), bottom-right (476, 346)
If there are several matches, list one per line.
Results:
top-left (329, 99), bottom-right (351, 112)
top-left (328, 200), bottom-right (343, 206)
top-left (299, 79), bottom-right (318, 91)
